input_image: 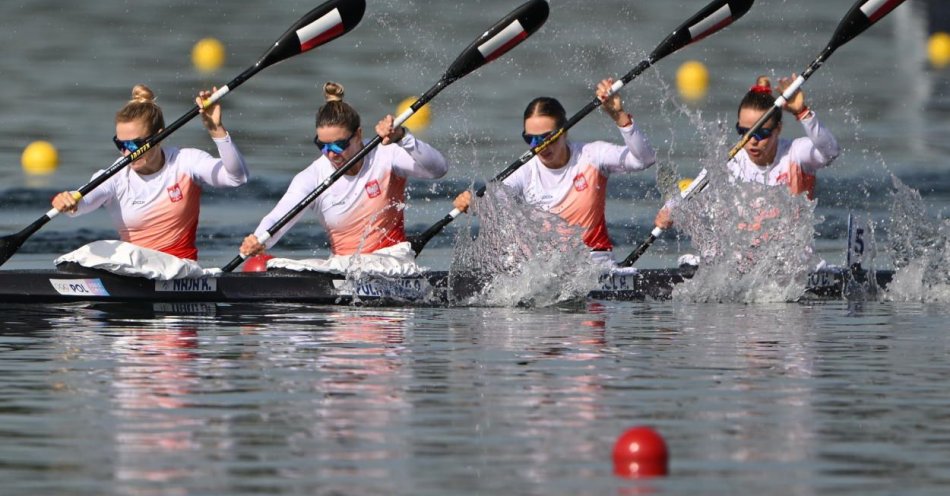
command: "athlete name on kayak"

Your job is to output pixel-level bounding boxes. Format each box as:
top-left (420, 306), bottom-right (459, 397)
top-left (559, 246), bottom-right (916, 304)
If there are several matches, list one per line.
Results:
top-left (155, 278), bottom-right (218, 292)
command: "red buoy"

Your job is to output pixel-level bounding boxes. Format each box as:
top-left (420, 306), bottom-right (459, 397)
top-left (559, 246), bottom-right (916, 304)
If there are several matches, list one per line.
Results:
top-left (612, 426), bottom-right (669, 478)
top-left (242, 253), bottom-right (274, 273)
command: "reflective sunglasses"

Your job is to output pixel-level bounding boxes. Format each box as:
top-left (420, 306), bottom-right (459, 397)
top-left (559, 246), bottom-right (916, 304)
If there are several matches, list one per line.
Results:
top-left (735, 123), bottom-right (776, 141)
top-left (113, 136), bottom-right (148, 153)
top-left (314, 132), bottom-right (355, 155)
top-left (521, 129), bottom-right (558, 148)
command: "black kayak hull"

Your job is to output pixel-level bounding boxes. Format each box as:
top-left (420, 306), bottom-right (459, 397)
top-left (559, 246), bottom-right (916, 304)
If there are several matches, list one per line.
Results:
top-left (0, 263), bottom-right (894, 305)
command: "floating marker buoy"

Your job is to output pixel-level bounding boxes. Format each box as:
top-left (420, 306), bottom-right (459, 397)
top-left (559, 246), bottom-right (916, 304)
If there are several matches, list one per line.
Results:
top-left (676, 60), bottom-right (709, 102)
top-left (21, 140), bottom-right (59, 176)
top-left (192, 37), bottom-right (226, 73)
top-left (928, 32), bottom-right (950, 69)
top-left (612, 426), bottom-right (669, 478)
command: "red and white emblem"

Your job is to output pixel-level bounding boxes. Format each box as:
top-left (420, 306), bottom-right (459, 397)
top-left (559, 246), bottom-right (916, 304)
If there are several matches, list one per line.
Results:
top-left (365, 179), bottom-right (381, 198)
top-left (167, 184), bottom-right (183, 202)
top-left (573, 173), bottom-right (588, 192)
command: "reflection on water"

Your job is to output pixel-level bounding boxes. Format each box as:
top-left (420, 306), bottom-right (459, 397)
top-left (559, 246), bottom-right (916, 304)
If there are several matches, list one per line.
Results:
top-left (2, 301), bottom-right (950, 493)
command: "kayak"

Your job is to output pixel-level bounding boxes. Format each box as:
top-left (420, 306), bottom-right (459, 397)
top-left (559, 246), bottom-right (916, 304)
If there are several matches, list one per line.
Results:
top-left (0, 262), bottom-right (893, 305)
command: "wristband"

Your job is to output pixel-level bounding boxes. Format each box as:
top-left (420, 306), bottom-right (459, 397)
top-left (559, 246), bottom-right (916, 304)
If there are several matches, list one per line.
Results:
top-left (795, 106), bottom-right (812, 121)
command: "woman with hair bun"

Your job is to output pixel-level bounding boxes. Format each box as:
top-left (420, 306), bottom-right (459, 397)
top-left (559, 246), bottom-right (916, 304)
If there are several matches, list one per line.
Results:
top-left (654, 74), bottom-right (841, 230)
top-left (239, 82), bottom-right (448, 267)
top-left (51, 84), bottom-right (249, 261)
top-left (727, 74), bottom-right (840, 197)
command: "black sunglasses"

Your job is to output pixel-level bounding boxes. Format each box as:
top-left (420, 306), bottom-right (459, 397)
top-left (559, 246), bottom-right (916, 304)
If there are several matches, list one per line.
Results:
top-left (113, 136), bottom-right (148, 153)
top-left (521, 129), bottom-right (559, 147)
top-left (735, 123), bottom-right (776, 141)
top-left (314, 132), bottom-right (355, 155)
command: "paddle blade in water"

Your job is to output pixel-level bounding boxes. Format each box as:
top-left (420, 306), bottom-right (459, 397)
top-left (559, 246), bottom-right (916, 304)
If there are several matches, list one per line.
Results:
top-left (650, 0), bottom-right (755, 62)
top-left (826, 0), bottom-right (907, 54)
top-left (443, 0), bottom-right (549, 82)
top-left (257, 0), bottom-right (366, 68)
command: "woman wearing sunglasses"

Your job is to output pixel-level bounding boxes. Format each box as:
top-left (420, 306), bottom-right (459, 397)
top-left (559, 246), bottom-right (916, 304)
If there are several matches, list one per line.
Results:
top-left (50, 84), bottom-right (248, 261)
top-left (452, 77), bottom-right (657, 266)
top-left (654, 74), bottom-right (841, 230)
top-left (238, 82), bottom-right (447, 267)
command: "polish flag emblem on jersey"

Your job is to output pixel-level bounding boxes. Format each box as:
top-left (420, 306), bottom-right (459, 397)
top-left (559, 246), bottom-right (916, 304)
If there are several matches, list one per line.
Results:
top-left (365, 179), bottom-right (382, 198)
top-left (573, 173), bottom-right (589, 192)
top-left (167, 184), bottom-right (184, 202)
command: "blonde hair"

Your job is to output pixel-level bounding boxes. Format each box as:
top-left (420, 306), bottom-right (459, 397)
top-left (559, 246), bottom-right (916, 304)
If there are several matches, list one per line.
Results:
top-left (316, 81), bottom-right (360, 132)
top-left (115, 84), bottom-right (165, 134)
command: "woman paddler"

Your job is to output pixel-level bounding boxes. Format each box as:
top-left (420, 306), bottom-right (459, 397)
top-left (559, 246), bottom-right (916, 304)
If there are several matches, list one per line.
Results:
top-left (655, 75), bottom-right (841, 231)
top-left (51, 84), bottom-right (249, 261)
top-left (238, 82), bottom-right (448, 270)
top-left (452, 78), bottom-right (658, 267)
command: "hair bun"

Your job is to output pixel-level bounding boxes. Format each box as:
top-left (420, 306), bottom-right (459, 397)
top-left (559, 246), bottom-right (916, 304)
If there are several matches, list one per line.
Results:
top-left (323, 82), bottom-right (344, 103)
top-left (749, 75), bottom-right (772, 94)
top-left (130, 84), bottom-right (156, 103)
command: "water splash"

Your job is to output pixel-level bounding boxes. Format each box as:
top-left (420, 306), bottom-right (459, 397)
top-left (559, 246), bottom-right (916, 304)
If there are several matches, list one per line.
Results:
top-left (449, 183), bottom-right (602, 307)
top-left (883, 176), bottom-right (950, 302)
top-left (671, 167), bottom-right (821, 303)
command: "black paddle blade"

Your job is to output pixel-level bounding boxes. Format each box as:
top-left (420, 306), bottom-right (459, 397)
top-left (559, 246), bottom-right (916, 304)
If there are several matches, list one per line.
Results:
top-left (257, 0), bottom-right (366, 69)
top-left (0, 219), bottom-right (45, 266)
top-left (0, 234), bottom-right (26, 267)
top-left (443, 0), bottom-right (549, 83)
top-left (827, 0), bottom-right (907, 54)
top-left (650, 0), bottom-right (754, 62)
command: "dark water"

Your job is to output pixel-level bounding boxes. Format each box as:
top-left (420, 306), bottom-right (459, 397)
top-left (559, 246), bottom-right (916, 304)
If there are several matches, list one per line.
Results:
top-left (1, 0), bottom-right (950, 494)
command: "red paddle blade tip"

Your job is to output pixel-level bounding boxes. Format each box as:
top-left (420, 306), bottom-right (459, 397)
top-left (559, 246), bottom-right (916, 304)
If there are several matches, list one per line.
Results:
top-left (295, 0), bottom-right (366, 52)
top-left (650, 0), bottom-right (754, 61)
top-left (828, 0), bottom-right (907, 53)
top-left (259, 0), bottom-right (366, 67)
top-left (445, 0), bottom-right (549, 80)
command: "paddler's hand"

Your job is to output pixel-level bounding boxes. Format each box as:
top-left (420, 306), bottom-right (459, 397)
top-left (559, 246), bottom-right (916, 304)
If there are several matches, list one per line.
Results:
top-left (655, 206), bottom-right (673, 229)
top-left (453, 191), bottom-right (472, 214)
top-left (197, 87), bottom-right (227, 139)
top-left (240, 234), bottom-right (266, 257)
top-left (777, 74), bottom-right (807, 116)
top-left (52, 191), bottom-right (80, 214)
top-left (596, 78), bottom-right (632, 128)
top-left (376, 115), bottom-right (406, 146)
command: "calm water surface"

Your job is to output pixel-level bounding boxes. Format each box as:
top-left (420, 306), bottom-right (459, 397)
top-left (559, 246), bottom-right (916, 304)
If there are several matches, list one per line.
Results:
top-left (2, 301), bottom-right (950, 495)
top-left (1, 0), bottom-right (949, 494)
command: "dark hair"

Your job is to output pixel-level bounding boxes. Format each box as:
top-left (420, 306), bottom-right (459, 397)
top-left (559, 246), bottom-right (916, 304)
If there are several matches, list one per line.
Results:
top-left (738, 75), bottom-right (781, 126)
top-left (116, 84), bottom-right (165, 134)
top-left (523, 96), bottom-right (567, 129)
top-left (315, 82), bottom-right (360, 132)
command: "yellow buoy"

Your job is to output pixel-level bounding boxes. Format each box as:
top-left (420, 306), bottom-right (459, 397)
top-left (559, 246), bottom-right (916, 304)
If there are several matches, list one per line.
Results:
top-left (21, 140), bottom-right (59, 176)
top-left (676, 60), bottom-right (709, 102)
top-left (677, 178), bottom-right (695, 193)
top-left (192, 37), bottom-right (226, 73)
top-left (396, 97), bottom-right (432, 133)
top-left (928, 32), bottom-right (950, 69)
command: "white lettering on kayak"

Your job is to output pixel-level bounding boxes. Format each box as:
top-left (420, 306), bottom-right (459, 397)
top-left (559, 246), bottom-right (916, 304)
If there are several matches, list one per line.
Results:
top-left (155, 278), bottom-right (218, 292)
top-left (49, 278), bottom-right (110, 297)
